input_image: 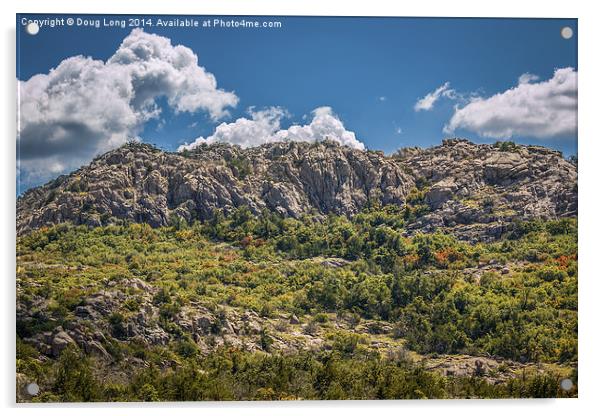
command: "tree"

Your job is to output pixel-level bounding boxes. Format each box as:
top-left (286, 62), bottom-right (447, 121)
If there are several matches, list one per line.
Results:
top-left (53, 347), bottom-right (100, 401)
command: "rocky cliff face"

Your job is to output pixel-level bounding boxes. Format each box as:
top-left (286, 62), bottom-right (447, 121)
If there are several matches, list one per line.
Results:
top-left (396, 139), bottom-right (577, 240)
top-left (16, 139), bottom-right (577, 240)
top-left (17, 140), bottom-right (413, 233)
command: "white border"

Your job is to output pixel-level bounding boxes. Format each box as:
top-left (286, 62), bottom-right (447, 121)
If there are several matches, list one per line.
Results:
top-left (2, 1), bottom-right (601, 415)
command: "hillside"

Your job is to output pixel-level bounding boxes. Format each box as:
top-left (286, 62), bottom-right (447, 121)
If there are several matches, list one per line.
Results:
top-left (17, 139), bottom-right (577, 241)
top-left (16, 139), bottom-right (578, 401)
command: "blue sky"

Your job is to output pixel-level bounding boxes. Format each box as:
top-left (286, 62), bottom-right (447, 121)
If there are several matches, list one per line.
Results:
top-left (17, 15), bottom-right (577, 192)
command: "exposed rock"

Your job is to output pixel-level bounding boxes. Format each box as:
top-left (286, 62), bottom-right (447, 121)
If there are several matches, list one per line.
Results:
top-left (17, 141), bottom-right (414, 234)
top-left (51, 329), bottom-right (76, 357)
top-left (74, 305), bottom-right (96, 319)
top-left (195, 314), bottom-right (214, 334)
top-left (16, 139), bottom-right (577, 242)
top-left (320, 258), bottom-right (351, 268)
top-left (483, 153), bottom-right (529, 184)
top-left (23, 333), bottom-right (51, 356)
top-left (126, 278), bottom-right (153, 292)
top-left (426, 178), bottom-right (458, 210)
top-left (83, 340), bottom-right (112, 361)
top-left (240, 311), bottom-right (262, 335)
top-left (424, 354), bottom-right (523, 384)
top-left (221, 319), bottom-right (236, 335)
top-left (85, 291), bottom-right (123, 316)
top-left (398, 139), bottom-right (577, 241)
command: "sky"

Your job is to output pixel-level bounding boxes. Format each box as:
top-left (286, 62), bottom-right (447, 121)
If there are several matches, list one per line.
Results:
top-left (16, 14), bottom-right (578, 193)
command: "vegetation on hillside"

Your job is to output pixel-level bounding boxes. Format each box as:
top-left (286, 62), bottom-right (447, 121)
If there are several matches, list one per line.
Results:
top-left (16, 205), bottom-right (577, 401)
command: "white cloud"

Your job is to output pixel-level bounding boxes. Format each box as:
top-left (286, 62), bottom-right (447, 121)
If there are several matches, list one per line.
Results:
top-left (178, 107), bottom-right (287, 150)
top-left (414, 82), bottom-right (456, 111)
top-left (518, 73), bottom-right (540, 85)
top-left (378, 96), bottom-right (387, 102)
top-left (179, 106), bottom-right (365, 151)
top-left (444, 67), bottom-right (577, 139)
top-left (18, 28), bottom-right (238, 188)
top-left (277, 107), bottom-right (365, 149)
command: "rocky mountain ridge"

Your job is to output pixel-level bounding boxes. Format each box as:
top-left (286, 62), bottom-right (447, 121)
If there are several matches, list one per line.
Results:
top-left (17, 138), bottom-right (577, 241)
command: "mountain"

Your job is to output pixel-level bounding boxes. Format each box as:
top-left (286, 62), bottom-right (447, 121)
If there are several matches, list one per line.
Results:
top-left (16, 138), bottom-right (578, 401)
top-left (17, 138), bottom-right (577, 241)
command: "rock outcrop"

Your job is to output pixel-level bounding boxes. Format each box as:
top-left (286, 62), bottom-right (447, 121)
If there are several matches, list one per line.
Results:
top-left (16, 138), bottom-right (577, 241)
top-left (17, 140), bottom-right (413, 234)
top-left (395, 139), bottom-right (577, 241)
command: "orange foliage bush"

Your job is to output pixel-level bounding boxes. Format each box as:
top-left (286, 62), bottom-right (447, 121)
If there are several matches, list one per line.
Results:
top-left (434, 248), bottom-right (464, 267)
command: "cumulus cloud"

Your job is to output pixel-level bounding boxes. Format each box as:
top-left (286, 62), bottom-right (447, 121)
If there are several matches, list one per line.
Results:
top-left (18, 28), bottom-right (238, 188)
top-left (179, 106), bottom-right (365, 151)
top-left (518, 73), bottom-right (540, 85)
top-left (414, 82), bottom-right (456, 111)
top-left (278, 107), bottom-right (365, 149)
top-left (444, 67), bottom-right (577, 139)
top-left (178, 107), bottom-right (287, 150)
